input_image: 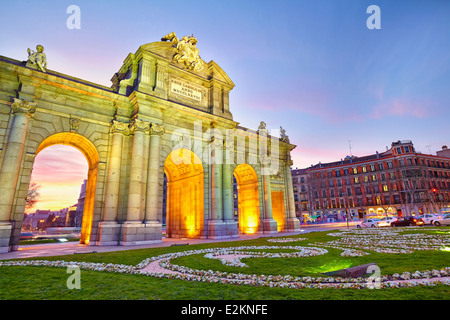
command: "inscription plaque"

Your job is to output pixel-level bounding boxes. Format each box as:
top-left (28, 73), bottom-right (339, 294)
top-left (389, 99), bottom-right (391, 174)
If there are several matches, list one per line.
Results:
top-left (170, 78), bottom-right (203, 102)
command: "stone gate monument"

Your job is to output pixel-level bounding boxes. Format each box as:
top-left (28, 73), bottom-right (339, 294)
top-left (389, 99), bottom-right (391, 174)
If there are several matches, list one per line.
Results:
top-left (0, 33), bottom-right (300, 252)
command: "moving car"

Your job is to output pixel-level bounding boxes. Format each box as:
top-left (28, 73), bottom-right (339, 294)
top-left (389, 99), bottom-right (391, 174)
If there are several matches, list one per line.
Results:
top-left (433, 214), bottom-right (450, 226)
top-left (356, 219), bottom-right (384, 228)
top-left (379, 216), bottom-right (398, 226)
top-left (391, 216), bottom-right (424, 227)
top-left (19, 232), bottom-right (35, 240)
top-left (418, 214), bottom-right (442, 225)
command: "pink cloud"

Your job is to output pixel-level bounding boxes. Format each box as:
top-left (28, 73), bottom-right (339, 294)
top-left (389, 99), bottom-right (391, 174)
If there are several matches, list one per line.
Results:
top-left (371, 98), bottom-right (433, 119)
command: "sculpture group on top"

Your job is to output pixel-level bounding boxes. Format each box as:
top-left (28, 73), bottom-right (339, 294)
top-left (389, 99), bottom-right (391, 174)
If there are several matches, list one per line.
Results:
top-left (161, 32), bottom-right (204, 72)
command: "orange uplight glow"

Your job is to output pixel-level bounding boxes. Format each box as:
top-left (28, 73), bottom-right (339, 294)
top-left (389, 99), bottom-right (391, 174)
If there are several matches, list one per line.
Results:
top-left (234, 164), bottom-right (260, 234)
top-left (165, 149), bottom-right (204, 238)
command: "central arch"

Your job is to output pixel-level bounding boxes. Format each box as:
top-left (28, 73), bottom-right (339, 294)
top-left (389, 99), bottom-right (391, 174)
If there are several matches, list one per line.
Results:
top-left (164, 148), bottom-right (204, 238)
top-left (35, 132), bottom-right (99, 245)
top-left (233, 164), bottom-right (260, 234)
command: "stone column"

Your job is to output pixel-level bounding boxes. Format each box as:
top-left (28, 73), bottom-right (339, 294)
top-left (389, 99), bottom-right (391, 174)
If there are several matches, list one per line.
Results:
top-left (222, 141), bottom-right (238, 237)
top-left (284, 158), bottom-right (301, 231)
top-left (261, 155), bottom-right (278, 233)
top-left (126, 119), bottom-right (149, 221)
top-left (145, 123), bottom-right (164, 222)
top-left (97, 120), bottom-right (128, 245)
top-left (121, 119), bottom-right (161, 245)
top-left (207, 138), bottom-right (229, 238)
top-left (0, 98), bottom-right (36, 252)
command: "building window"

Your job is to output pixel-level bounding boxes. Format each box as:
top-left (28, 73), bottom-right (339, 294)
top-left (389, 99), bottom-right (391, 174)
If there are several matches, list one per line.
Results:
top-left (397, 147), bottom-right (402, 154)
top-left (370, 164), bottom-right (376, 172)
top-left (372, 174), bottom-right (377, 182)
top-left (362, 166), bottom-right (367, 173)
top-left (347, 187), bottom-right (352, 196)
top-left (364, 175), bottom-right (369, 183)
top-left (383, 184), bottom-right (389, 192)
top-left (344, 168), bottom-right (349, 176)
top-left (353, 168), bottom-right (358, 174)
top-left (354, 177), bottom-right (359, 183)
top-left (378, 163), bottom-right (384, 170)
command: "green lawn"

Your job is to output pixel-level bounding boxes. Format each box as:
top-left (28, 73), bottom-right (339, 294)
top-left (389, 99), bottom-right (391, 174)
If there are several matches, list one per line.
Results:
top-left (1, 228), bottom-right (449, 300)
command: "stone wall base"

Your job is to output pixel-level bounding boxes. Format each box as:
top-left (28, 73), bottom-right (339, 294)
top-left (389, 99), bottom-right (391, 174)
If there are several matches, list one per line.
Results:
top-left (0, 222), bottom-right (13, 253)
top-left (119, 221), bottom-right (162, 246)
top-left (207, 220), bottom-right (239, 239)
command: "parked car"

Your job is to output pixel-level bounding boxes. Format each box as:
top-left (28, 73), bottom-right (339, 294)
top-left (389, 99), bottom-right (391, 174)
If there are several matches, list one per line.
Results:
top-left (391, 216), bottom-right (424, 227)
top-left (418, 214), bottom-right (442, 225)
top-left (433, 214), bottom-right (450, 226)
top-left (379, 216), bottom-right (398, 226)
top-left (356, 219), bottom-right (383, 228)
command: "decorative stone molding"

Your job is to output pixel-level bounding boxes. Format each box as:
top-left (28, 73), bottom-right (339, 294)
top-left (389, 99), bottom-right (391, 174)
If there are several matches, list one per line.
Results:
top-left (69, 118), bottom-right (80, 132)
top-left (149, 123), bottom-right (165, 136)
top-left (10, 98), bottom-right (37, 116)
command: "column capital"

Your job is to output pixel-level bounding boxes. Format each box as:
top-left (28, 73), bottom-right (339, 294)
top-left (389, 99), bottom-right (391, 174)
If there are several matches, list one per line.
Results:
top-left (149, 123), bottom-right (165, 136)
top-left (10, 98), bottom-right (36, 116)
top-left (130, 118), bottom-right (151, 133)
top-left (110, 120), bottom-right (129, 134)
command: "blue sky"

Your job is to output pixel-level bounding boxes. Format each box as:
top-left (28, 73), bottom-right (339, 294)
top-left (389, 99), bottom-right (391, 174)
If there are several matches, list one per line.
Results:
top-left (1, 0), bottom-right (449, 170)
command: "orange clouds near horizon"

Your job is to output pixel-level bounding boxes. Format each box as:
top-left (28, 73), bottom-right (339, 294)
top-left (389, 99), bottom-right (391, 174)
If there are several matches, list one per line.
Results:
top-left (28, 144), bottom-right (89, 213)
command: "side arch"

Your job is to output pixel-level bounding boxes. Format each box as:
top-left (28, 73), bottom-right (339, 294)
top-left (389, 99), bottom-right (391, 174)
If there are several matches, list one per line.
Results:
top-left (164, 148), bottom-right (204, 238)
top-left (233, 164), bottom-right (260, 234)
top-left (35, 132), bottom-right (99, 244)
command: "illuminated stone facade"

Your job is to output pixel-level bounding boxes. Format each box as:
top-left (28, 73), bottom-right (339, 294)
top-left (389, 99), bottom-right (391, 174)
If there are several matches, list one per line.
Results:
top-left (0, 33), bottom-right (299, 252)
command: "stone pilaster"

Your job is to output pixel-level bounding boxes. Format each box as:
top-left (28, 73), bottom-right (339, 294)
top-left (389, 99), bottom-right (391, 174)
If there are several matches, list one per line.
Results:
top-left (145, 123), bottom-right (164, 221)
top-left (284, 158), bottom-right (301, 231)
top-left (97, 120), bottom-right (128, 245)
top-left (0, 98), bottom-right (36, 252)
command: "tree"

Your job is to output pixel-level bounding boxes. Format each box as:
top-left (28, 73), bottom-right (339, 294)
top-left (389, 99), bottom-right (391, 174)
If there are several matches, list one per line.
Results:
top-left (26, 181), bottom-right (41, 210)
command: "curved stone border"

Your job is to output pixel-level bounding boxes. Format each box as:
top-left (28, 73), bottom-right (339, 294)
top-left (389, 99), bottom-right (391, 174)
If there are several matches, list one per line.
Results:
top-left (267, 238), bottom-right (307, 243)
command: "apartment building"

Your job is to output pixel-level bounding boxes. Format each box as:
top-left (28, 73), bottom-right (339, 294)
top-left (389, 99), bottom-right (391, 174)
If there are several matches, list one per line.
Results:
top-left (292, 141), bottom-right (450, 221)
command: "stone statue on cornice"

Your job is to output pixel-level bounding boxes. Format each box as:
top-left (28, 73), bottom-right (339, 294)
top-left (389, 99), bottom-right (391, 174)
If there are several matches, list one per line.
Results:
top-left (26, 44), bottom-right (47, 72)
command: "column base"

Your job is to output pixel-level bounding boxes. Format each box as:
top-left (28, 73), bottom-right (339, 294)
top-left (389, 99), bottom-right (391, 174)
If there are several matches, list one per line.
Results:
top-left (207, 220), bottom-right (239, 239)
top-left (285, 217), bottom-right (301, 232)
top-left (96, 221), bottom-right (121, 246)
top-left (120, 221), bottom-right (162, 246)
top-left (0, 222), bottom-right (13, 253)
top-left (261, 218), bottom-right (278, 234)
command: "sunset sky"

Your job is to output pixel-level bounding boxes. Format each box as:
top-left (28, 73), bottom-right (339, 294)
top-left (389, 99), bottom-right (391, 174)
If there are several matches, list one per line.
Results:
top-left (1, 0), bottom-right (449, 212)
